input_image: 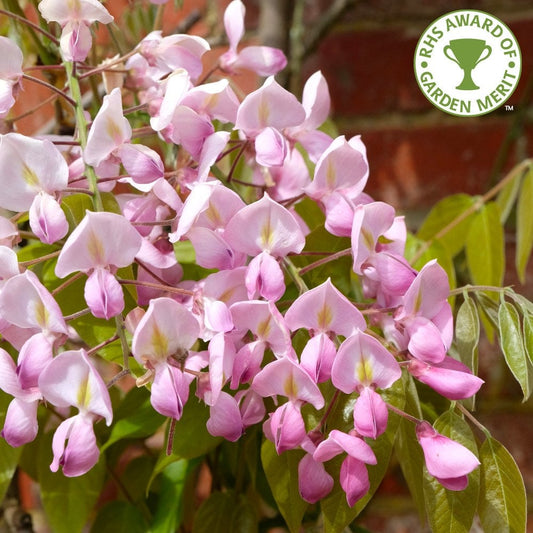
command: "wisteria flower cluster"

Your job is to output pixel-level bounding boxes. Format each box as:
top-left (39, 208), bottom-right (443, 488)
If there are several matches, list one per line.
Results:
top-left (1, 1), bottom-right (528, 530)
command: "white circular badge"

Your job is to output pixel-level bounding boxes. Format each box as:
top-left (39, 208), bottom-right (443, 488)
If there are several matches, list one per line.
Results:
top-left (414, 10), bottom-right (522, 117)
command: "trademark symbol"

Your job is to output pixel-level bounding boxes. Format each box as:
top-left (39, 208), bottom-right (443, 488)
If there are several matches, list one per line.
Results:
top-left (505, 105), bottom-right (514, 111)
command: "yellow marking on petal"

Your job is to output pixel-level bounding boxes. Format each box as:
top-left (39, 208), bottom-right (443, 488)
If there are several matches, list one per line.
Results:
top-left (325, 159), bottom-right (336, 189)
top-left (76, 374), bottom-right (90, 409)
top-left (316, 302), bottom-right (333, 331)
top-left (204, 204), bottom-right (223, 227)
top-left (22, 163), bottom-right (39, 188)
top-left (106, 118), bottom-right (125, 145)
top-left (356, 355), bottom-right (373, 385)
top-left (283, 374), bottom-right (296, 399)
top-left (87, 230), bottom-right (106, 265)
top-left (218, 286), bottom-right (237, 303)
top-left (151, 323), bottom-right (169, 359)
top-left (362, 228), bottom-right (374, 251)
top-left (260, 216), bottom-right (274, 250)
top-left (33, 300), bottom-right (50, 329)
top-left (257, 317), bottom-right (271, 339)
top-left (413, 288), bottom-right (422, 314)
top-left (258, 98), bottom-right (270, 127)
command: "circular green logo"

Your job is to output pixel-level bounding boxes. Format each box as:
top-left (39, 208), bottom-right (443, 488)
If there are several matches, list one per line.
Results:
top-left (414, 10), bottom-right (522, 117)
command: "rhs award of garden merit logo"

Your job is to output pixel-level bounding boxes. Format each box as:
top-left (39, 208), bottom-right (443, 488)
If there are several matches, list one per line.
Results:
top-left (414, 10), bottom-right (522, 117)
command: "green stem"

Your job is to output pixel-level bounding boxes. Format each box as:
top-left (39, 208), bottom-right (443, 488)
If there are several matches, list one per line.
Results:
top-left (456, 403), bottom-right (491, 439)
top-left (64, 61), bottom-right (104, 211)
top-left (282, 257), bottom-right (308, 294)
top-left (411, 158), bottom-right (532, 264)
top-left (386, 402), bottom-right (422, 425)
top-left (114, 314), bottom-right (131, 371)
top-left (449, 284), bottom-right (507, 297)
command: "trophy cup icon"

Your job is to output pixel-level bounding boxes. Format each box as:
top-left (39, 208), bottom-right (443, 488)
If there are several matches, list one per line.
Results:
top-left (443, 39), bottom-right (492, 90)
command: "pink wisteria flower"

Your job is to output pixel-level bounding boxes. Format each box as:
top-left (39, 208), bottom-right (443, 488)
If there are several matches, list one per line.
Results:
top-left (0, 133), bottom-right (69, 244)
top-left (0, 37), bottom-right (23, 117)
top-left (131, 297), bottom-right (202, 420)
top-left (219, 0), bottom-right (287, 77)
top-left (416, 421), bottom-right (480, 490)
top-left (38, 0), bottom-right (113, 62)
top-left (84, 88), bottom-right (164, 185)
top-left (38, 350), bottom-right (113, 477)
top-left (55, 210), bottom-right (143, 319)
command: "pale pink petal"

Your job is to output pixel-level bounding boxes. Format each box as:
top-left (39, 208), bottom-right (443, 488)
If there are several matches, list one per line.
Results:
top-left (235, 77), bottom-right (305, 133)
top-left (245, 251), bottom-right (285, 301)
top-left (182, 80), bottom-right (239, 123)
top-left (0, 217), bottom-right (19, 248)
top-left (0, 270), bottom-right (68, 335)
top-left (0, 246), bottom-right (20, 281)
top-left (29, 192), bottom-right (69, 244)
top-left (264, 401), bottom-right (306, 454)
top-left (305, 135), bottom-right (368, 200)
top-left (252, 357), bottom-right (324, 409)
top-left (353, 387), bottom-right (388, 439)
top-left (416, 421), bottom-right (480, 486)
top-left (233, 46), bottom-right (287, 76)
top-left (206, 391), bottom-right (243, 442)
top-left (224, 0), bottom-right (245, 52)
top-left (0, 37), bottom-right (23, 77)
top-left (300, 333), bottom-right (337, 383)
top-left (84, 88), bottom-right (132, 167)
top-left (255, 127), bottom-right (287, 167)
top-left (151, 364), bottom-right (192, 419)
top-left (403, 260), bottom-right (450, 319)
top-left (0, 134), bottom-right (68, 211)
top-left (340, 456), bottom-right (370, 506)
top-left (409, 357), bottom-right (484, 400)
top-left (332, 331), bottom-right (401, 394)
top-left (17, 333), bottom-right (53, 390)
top-left (0, 348), bottom-right (23, 397)
top-left (204, 300), bottom-right (234, 334)
top-left (132, 297), bottom-right (199, 364)
top-left (51, 415), bottom-right (100, 477)
top-left (2, 398), bottom-right (39, 447)
top-left (60, 21), bottom-right (92, 62)
top-left (433, 302), bottom-right (454, 350)
top-left (313, 430), bottom-right (376, 464)
top-left (285, 278), bottom-right (366, 336)
top-left (295, 129), bottom-right (334, 164)
top-left (150, 69), bottom-right (190, 132)
top-left (188, 227), bottom-right (246, 270)
top-left (231, 340), bottom-right (266, 388)
top-left (301, 71), bottom-right (330, 130)
top-left (298, 453), bottom-right (334, 503)
top-left (238, 389), bottom-right (265, 427)
top-left (117, 143), bottom-right (164, 184)
top-left (55, 211), bottom-right (142, 276)
top-left (406, 316), bottom-right (447, 364)
top-left (39, 349), bottom-right (112, 424)
top-left (84, 267), bottom-right (124, 319)
top-left (197, 132), bottom-right (231, 182)
top-left (224, 193), bottom-right (305, 256)
top-left (167, 105), bottom-right (214, 159)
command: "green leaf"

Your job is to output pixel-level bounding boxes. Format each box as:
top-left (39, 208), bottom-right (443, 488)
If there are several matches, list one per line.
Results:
top-left (394, 375), bottom-right (425, 521)
top-left (150, 460), bottom-right (189, 533)
top-left (423, 411), bottom-right (480, 533)
top-left (524, 313), bottom-right (533, 364)
top-left (496, 169), bottom-right (522, 223)
top-left (102, 387), bottom-right (165, 451)
top-left (479, 437), bottom-right (526, 533)
top-left (172, 398), bottom-right (222, 459)
top-left (0, 391), bottom-right (22, 502)
top-left (498, 301), bottom-right (532, 401)
top-left (38, 433), bottom-right (106, 533)
top-left (294, 196), bottom-right (325, 232)
top-left (515, 165), bottom-right (533, 283)
top-left (454, 295), bottom-right (480, 409)
top-left (417, 194), bottom-right (477, 257)
top-left (192, 491), bottom-right (257, 533)
top-left (321, 378), bottom-right (405, 533)
top-left (260, 440), bottom-right (307, 533)
top-left (61, 193), bottom-right (94, 231)
top-left (90, 501), bottom-right (147, 533)
top-left (466, 202), bottom-right (504, 293)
